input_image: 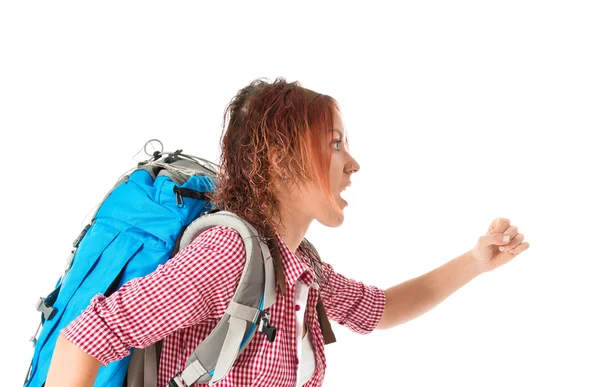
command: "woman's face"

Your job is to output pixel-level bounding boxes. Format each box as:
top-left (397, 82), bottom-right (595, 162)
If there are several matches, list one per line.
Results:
top-left (287, 110), bottom-right (360, 228)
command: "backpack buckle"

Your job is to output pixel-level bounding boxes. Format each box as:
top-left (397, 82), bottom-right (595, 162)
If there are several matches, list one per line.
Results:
top-left (35, 297), bottom-right (56, 320)
top-left (257, 311), bottom-right (277, 343)
top-left (168, 372), bottom-right (185, 387)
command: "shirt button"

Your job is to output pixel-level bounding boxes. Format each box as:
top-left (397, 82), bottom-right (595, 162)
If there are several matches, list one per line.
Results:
top-left (295, 304), bottom-right (301, 311)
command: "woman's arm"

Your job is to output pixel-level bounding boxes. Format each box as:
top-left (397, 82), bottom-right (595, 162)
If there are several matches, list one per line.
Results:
top-left (376, 251), bottom-right (482, 330)
top-left (377, 218), bottom-right (529, 329)
top-left (46, 334), bottom-right (102, 387)
top-left (319, 262), bottom-right (386, 334)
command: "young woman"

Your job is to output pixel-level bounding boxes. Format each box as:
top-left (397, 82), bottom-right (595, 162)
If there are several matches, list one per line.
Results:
top-left (46, 78), bottom-right (530, 387)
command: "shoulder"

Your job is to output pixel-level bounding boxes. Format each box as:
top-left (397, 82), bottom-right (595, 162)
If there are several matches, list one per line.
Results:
top-left (170, 225), bottom-right (246, 276)
top-left (189, 225), bottom-right (245, 252)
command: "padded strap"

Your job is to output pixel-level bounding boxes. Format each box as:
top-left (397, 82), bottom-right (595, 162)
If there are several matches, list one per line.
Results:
top-left (175, 211), bottom-right (277, 385)
top-left (268, 239), bottom-right (287, 296)
top-left (180, 359), bottom-right (209, 386)
top-left (127, 345), bottom-right (157, 387)
top-left (260, 240), bottom-right (277, 309)
top-left (144, 345), bottom-right (157, 387)
top-left (208, 316), bottom-right (247, 386)
top-left (226, 302), bottom-right (260, 323)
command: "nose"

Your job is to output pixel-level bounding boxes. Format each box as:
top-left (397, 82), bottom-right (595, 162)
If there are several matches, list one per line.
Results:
top-left (346, 157), bottom-right (360, 174)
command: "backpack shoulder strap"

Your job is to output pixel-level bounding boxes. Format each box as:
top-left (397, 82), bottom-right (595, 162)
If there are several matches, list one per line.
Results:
top-left (169, 211), bottom-right (277, 387)
top-left (298, 238), bottom-right (337, 345)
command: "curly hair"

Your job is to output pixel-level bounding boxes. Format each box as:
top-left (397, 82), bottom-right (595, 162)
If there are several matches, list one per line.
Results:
top-left (208, 77), bottom-right (339, 241)
top-left (207, 77), bottom-right (339, 289)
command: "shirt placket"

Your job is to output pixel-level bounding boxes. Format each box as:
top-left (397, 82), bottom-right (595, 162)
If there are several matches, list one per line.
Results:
top-left (306, 284), bottom-right (326, 385)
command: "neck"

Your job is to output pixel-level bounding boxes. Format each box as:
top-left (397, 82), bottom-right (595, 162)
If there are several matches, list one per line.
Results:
top-left (274, 205), bottom-right (313, 254)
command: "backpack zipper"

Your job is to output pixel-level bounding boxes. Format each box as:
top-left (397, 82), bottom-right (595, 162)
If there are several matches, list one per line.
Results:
top-left (173, 186), bottom-right (208, 208)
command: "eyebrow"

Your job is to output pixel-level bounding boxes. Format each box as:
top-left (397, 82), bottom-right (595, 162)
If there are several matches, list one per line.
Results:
top-left (332, 128), bottom-right (346, 140)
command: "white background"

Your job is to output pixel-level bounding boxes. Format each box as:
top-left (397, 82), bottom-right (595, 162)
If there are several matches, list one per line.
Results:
top-left (2, 1), bottom-right (599, 386)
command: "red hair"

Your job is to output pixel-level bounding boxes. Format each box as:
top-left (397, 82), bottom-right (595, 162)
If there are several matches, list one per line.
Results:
top-left (208, 77), bottom-right (339, 241)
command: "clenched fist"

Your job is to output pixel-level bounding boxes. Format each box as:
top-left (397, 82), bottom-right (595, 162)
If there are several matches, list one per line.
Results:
top-left (470, 218), bottom-right (530, 273)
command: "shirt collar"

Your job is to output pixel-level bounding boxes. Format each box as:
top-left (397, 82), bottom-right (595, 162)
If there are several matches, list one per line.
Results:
top-left (275, 233), bottom-right (316, 290)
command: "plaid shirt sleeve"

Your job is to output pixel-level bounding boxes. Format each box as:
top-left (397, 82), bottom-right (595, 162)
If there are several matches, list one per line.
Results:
top-left (319, 262), bottom-right (386, 334)
top-left (61, 226), bottom-right (246, 366)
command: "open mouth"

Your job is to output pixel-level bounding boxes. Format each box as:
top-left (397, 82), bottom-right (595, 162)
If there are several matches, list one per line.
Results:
top-left (339, 187), bottom-right (349, 205)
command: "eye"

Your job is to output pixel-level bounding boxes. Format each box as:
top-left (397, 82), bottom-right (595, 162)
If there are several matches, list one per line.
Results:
top-left (332, 139), bottom-right (342, 151)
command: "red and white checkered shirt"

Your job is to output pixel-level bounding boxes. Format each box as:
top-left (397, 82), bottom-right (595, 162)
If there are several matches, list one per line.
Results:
top-left (62, 226), bottom-right (386, 387)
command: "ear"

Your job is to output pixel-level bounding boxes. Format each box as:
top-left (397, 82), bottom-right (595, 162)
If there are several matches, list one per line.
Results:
top-left (268, 150), bottom-right (291, 194)
top-left (268, 151), bottom-right (284, 180)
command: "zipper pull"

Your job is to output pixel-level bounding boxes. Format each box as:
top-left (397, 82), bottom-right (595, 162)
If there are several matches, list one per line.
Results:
top-left (176, 191), bottom-right (184, 208)
top-left (173, 187), bottom-right (184, 208)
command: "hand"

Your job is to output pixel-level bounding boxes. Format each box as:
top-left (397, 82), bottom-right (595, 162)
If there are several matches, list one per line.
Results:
top-left (470, 218), bottom-right (530, 273)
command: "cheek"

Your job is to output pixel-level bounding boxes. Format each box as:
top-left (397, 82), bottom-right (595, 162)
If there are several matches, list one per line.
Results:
top-left (329, 160), bottom-right (344, 186)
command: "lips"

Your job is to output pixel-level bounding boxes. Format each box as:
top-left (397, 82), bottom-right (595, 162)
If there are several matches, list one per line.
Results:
top-left (339, 183), bottom-right (351, 204)
top-left (338, 193), bottom-right (348, 207)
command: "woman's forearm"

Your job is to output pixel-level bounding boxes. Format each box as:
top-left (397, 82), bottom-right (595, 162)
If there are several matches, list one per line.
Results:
top-left (377, 251), bottom-right (482, 329)
top-left (45, 334), bottom-right (101, 387)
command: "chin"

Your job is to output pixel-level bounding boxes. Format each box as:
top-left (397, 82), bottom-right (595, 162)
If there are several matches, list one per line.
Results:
top-left (317, 208), bottom-right (345, 228)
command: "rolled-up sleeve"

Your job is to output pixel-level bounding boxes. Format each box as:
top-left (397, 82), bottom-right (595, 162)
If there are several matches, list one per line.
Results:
top-left (61, 226), bottom-right (245, 365)
top-left (319, 262), bottom-right (386, 334)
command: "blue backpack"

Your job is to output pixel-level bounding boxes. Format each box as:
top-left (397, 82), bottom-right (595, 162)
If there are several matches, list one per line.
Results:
top-left (23, 141), bottom-right (283, 387)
